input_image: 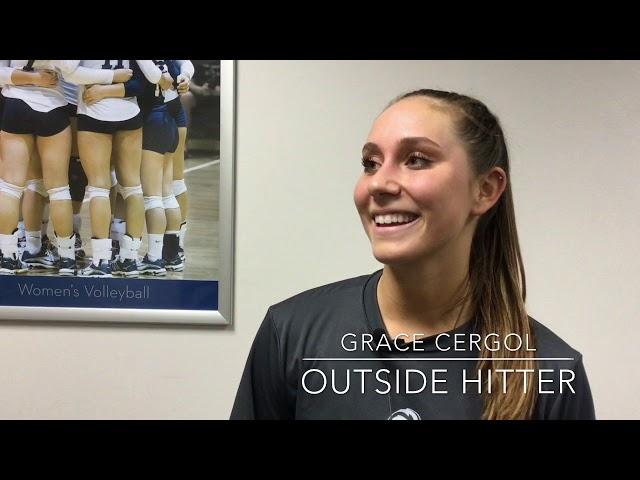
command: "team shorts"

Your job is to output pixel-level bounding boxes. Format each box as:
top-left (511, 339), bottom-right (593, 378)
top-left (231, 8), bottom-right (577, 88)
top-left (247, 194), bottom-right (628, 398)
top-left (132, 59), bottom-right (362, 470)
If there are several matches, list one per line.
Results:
top-left (166, 96), bottom-right (187, 128)
top-left (77, 112), bottom-right (143, 134)
top-left (64, 103), bottom-right (78, 118)
top-left (142, 108), bottom-right (178, 155)
top-left (1, 97), bottom-right (70, 137)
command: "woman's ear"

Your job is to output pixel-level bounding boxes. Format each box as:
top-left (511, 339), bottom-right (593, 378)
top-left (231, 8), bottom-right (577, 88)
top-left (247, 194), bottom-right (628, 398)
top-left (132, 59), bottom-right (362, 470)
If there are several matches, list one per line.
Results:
top-left (471, 167), bottom-right (507, 216)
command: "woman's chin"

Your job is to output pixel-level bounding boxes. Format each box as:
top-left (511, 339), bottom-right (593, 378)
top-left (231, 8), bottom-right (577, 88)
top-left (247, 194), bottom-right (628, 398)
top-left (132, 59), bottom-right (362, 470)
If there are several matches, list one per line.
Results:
top-left (371, 246), bottom-right (424, 267)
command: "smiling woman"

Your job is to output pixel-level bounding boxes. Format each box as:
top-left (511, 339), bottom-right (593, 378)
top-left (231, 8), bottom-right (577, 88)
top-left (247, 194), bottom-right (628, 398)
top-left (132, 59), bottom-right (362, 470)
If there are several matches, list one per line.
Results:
top-left (231, 88), bottom-right (595, 420)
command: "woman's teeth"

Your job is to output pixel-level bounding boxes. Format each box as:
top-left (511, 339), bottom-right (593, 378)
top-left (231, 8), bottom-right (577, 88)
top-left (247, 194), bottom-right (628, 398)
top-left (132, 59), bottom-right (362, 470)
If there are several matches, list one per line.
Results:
top-left (374, 213), bottom-right (418, 226)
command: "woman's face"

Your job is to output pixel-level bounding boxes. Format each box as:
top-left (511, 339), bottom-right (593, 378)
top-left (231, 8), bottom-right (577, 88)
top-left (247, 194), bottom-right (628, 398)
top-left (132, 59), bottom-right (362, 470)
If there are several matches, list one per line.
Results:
top-left (354, 97), bottom-right (480, 266)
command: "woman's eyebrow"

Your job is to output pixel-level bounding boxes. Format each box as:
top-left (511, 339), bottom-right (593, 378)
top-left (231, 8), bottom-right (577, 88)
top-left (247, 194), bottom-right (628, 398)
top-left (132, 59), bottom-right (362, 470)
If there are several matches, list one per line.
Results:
top-left (362, 137), bottom-right (442, 156)
top-left (362, 142), bottom-right (381, 155)
top-left (399, 136), bottom-right (442, 149)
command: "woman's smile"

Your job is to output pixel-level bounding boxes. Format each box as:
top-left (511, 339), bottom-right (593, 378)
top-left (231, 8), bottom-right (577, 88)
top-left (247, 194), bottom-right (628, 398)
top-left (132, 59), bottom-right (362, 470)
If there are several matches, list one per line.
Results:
top-left (370, 211), bottom-right (422, 237)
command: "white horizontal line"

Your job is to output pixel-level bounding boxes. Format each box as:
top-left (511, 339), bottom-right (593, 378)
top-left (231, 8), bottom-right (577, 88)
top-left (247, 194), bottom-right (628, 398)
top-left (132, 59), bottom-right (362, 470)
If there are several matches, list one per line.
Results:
top-left (184, 158), bottom-right (219, 174)
top-left (303, 358), bottom-right (575, 361)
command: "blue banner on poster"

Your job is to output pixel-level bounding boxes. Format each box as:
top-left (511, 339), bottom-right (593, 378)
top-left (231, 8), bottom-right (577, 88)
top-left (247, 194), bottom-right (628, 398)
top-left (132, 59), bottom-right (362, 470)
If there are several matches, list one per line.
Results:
top-left (0, 276), bottom-right (218, 311)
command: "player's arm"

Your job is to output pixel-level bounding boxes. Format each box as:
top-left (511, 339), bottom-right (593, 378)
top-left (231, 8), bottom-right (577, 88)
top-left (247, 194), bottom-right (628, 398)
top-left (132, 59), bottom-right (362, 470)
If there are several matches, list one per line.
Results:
top-left (82, 60), bottom-right (145, 105)
top-left (135, 60), bottom-right (162, 84)
top-left (136, 59), bottom-right (174, 93)
top-left (174, 60), bottom-right (194, 94)
top-left (0, 60), bottom-right (58, 87)
top-left (58, 60), bottom-right (132, 85)
top-left (175, 60), bottom-right (194, 80)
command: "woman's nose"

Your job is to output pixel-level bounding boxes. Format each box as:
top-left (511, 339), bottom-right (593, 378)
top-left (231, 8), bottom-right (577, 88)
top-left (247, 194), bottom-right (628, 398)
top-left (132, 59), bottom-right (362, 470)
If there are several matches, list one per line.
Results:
top-left (367, 164), bottom-right (401, 197)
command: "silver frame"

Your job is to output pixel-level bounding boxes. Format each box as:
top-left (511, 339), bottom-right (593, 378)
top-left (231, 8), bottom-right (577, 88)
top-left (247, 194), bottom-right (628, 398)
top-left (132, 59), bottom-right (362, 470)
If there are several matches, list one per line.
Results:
top-left (0, 60), bottom-right (236, 326)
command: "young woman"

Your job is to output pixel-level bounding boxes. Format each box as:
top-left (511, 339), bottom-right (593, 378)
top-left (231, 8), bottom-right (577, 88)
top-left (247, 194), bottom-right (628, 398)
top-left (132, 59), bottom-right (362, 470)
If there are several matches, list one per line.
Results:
top-left (231, 89), bottom-right (596, 420)
top-left (21, 77), bottom-right (81, 272)
top-left (0, 66), bottom-right (54, 270)
top-left (165, 60), bottom-right (194, 263)
top-left (82, 60), bottom-right (181, 275)
top-left (136, 59), bottom-right (183, 274)
top-left (73, 59), bottom-right (161, 277)
top-left (1, 63), bottom-right (59, 273)
top-left (0, 60), bottom-right (122, 275)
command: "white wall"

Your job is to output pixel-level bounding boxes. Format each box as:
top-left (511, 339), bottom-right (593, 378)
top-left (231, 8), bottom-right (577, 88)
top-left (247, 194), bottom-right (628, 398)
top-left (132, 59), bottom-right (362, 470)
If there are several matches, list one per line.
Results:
top-left (0, 60), bottom-right (637, 419)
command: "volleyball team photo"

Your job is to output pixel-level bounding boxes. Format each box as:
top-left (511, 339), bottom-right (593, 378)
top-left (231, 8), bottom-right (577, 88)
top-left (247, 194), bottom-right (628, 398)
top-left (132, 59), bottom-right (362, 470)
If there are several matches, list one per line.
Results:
top-left (0, 60), bottom-right (221, 282)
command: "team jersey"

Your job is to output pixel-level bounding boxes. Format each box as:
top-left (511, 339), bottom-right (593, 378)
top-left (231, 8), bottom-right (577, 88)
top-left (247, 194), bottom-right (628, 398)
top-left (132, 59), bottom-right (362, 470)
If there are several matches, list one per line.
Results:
top-left (231, 270), bottom-right (596, 420)
top-left (75, 60), bottom-right (136, 121)
top-left (60, 77), bottom-right (78, 106)
top-left (137, 60), bottom-right (173, 113)
top-left (0, 60), bottom-right (112, 112)
top-left (75, 60), bottom-right (161, 122)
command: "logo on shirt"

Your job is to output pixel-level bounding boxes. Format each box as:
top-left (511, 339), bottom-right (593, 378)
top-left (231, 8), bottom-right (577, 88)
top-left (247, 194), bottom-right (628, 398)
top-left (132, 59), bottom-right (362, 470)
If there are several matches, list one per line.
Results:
top-left (388, 408), bottom-right (421, 420)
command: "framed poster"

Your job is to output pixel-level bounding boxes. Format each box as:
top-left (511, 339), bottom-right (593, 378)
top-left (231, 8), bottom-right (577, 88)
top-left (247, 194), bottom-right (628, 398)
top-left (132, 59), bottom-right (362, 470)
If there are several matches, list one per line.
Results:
top-left (0, 59), bottom-right (235, 325)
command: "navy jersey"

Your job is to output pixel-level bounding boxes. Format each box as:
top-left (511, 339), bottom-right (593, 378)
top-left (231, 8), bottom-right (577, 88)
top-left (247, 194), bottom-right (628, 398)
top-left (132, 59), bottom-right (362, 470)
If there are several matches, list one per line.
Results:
top-left (164, 60), bottom-right (194, 103)
top-left (134, 60), bottom-right (171, 114)
top-left (166, 60), bottom-right (180, 87)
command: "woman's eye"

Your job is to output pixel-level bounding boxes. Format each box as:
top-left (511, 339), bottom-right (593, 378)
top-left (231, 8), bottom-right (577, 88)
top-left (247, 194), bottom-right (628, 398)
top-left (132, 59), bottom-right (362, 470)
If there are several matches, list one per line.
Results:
top-left (406, 155), bottom-right (432, 169)
top-left (361, 158), bottom-right (379, 173)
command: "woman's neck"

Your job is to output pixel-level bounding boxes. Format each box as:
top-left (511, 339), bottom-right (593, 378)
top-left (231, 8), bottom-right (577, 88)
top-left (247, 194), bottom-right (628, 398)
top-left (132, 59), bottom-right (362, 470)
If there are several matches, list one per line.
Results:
top-left (377, 255), bottom-right (474, 339)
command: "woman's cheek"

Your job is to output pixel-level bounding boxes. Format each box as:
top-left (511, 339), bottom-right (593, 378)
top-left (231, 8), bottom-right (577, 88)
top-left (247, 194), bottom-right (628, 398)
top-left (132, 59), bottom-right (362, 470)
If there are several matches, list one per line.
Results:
top-left (353, 179), bottom-right (369, 213)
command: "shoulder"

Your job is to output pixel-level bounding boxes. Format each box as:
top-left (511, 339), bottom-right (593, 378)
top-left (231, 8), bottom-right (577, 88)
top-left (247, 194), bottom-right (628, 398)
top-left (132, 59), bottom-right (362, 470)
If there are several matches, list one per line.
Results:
top-left (266, 272), bottom-right (376, 334)
top-left (528, 316), bottom-right (595, 419)
top-left (529, 316), bottom-right (583, 361)
top-left (269, 272), bottom-right (373, 318)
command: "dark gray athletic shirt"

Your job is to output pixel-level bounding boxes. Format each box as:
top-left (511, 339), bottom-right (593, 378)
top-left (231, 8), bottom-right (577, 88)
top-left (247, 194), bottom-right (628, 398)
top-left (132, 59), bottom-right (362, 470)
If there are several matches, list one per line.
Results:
top-left (231, 270), bottom-right (595, 420)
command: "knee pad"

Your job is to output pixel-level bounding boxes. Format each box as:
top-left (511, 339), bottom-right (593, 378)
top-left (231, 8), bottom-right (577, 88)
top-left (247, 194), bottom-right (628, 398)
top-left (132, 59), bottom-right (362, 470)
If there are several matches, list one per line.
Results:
top-left (111, 169), bottom-right (118, 188)
top-left (47, 185), bottom-right (72, 201)
top-left (172, 179), bottom-right (187, 196)
top-left (86, 186), bottom-right (111, 200)
top-left (144, 195), bottom-right (164, 211)
top-left (162, 195), bottom-right (180, 210)
top-left (0, 178), bottom-right (26, 200)
top-left (26, 179), bottom-right (49, 198)
top-left (118, 184), bottom-right (142, 200)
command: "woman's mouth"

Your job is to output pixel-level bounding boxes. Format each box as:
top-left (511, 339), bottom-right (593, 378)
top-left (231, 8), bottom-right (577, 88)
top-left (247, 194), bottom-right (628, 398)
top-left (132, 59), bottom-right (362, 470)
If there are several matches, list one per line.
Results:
top-left (373, 213), bottom-right (419, 226)
top-left (371, 212), bottom-right (421, 234)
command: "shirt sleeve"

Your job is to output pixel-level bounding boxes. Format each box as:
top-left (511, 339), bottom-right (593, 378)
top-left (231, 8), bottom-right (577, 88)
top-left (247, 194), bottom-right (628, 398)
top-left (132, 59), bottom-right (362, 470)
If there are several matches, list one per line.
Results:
top-left (59, 61), bottom-right (115, 85)
top-left (537, 354), bottom-right (596, 420)
top-left (45, 60), bottom-right (80, 76)
top-left (135, 60), bottom-right (162, 84)
top-left (123, 60), bottom-right (146, 97)
top-left (230, 308), bottom-right (293, 420)
top-left (175, 60), bottom-right (195, 80)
